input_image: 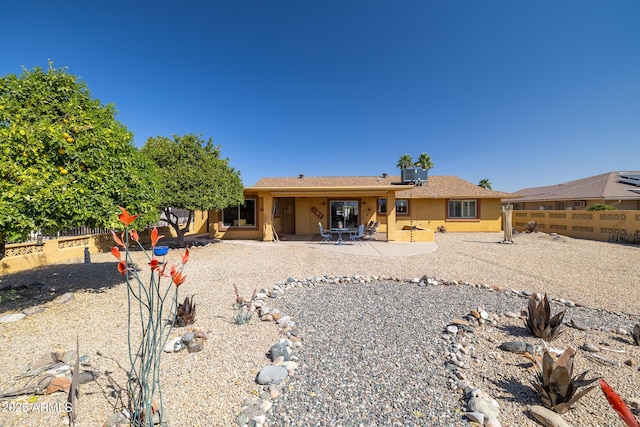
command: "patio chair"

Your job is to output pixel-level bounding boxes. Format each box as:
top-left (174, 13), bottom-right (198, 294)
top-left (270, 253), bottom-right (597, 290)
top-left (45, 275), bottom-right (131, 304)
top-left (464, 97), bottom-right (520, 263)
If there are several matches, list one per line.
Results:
top-left (365, 221), bottom-right (380, 240)
top-left (350, 224), bottom-right (365, 241)
top-left (319, 222), bottom-right (332, 242)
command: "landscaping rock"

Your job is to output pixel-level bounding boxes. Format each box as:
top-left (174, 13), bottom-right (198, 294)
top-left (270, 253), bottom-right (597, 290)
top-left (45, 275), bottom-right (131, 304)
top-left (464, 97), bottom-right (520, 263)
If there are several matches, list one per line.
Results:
top-left (530, 405), bottom-right (571, 427)
top-left (256, 365), bottom-right (288, 385)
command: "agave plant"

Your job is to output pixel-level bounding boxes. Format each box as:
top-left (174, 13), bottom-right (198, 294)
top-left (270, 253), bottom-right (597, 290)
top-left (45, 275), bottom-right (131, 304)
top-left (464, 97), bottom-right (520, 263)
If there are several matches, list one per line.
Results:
top-left (632, 324), bottom-right (640, 346)
top-left (531, 346), bottom-right (598, 413)
top-left (173, 295), bottom-right (196, 327)
top-left (525, 293), bottom-right (565, 341)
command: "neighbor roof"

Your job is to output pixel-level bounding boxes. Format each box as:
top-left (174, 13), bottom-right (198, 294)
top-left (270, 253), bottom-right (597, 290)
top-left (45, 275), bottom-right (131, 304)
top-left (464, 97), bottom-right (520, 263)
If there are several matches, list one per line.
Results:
top-left (502, 171), bottom-right (640, 202)
top-left (248, 175), bottom-right (512, 199)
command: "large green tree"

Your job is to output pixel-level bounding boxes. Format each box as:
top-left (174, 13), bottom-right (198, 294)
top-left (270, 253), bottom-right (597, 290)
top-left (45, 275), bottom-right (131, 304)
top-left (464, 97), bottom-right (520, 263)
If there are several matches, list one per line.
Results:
top-left (0, 62), bottom-right (160, 258)
top-left (141, 134), bottom-right (244, 247)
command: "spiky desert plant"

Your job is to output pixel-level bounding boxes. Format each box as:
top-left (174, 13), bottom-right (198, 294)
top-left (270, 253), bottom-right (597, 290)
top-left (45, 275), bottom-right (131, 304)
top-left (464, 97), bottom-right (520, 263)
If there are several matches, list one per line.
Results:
top-left (173, 295), bottom-right (196, 327)
top-left (531, 346), bottom-right (598, 414)
top-left (632, 324), bottom-right (640, 346)
top-left (232, 285), bottom-right (256, 325)
top-left (525, 293), bottom-right (565, 341)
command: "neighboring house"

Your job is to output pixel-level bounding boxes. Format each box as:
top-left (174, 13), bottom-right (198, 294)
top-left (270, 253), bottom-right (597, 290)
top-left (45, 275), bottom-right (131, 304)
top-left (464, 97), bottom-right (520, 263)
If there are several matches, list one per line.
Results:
top-left (209, 173), bottom-right (511, 242)
top-left (503, 171), bottom-right (640, 210)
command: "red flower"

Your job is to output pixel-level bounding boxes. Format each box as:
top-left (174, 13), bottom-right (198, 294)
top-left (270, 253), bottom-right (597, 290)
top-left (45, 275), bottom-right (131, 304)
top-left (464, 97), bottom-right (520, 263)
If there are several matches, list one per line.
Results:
top-left (130, 229), bottom-right (139, 242)
top-left (111, 246), bottom-right (122, 261)
top-left (159, 262), bottom-right (170, 277)
top-left (171, 271), bottom-right (187, 287)
top-left (118, 207), bottom-right (140, 226)
top-left (117, 261), bottom-right (129, 275)
top-left (181, 246), bottom-right (190, 264)
top-left (150, 227), bottom-right (163, 247)
top-left (149, 258), bottom-right (159, 271)
top-left (112, 230), bottom-right (126, 248)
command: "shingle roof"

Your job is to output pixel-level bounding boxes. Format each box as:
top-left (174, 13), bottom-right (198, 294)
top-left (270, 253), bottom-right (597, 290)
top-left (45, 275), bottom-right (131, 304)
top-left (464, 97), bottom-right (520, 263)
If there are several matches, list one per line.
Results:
top-left (249, 175), bottom-right (512, 199)
top-left (503, 171), bottom-right (640, 202)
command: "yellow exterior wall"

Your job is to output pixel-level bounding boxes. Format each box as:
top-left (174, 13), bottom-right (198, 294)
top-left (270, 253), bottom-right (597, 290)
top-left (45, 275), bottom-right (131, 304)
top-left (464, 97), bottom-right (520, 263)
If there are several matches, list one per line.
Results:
top-left (512, 210), bottom-right (640, 241)
top-left (391, 199), bottom-right (503, 233)
top-left (295, 197), bottom-right (328, 235)
top-left (190, 210), bottom-right (209, 234)
top-left (210, 193), bottom-right (505, 242)
top-left (1, 227), bottom-right (175, 275)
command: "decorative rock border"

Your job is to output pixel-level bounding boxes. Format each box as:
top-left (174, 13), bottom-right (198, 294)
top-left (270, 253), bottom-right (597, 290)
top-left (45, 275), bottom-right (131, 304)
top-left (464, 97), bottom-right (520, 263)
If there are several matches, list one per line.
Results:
top-left (234, 275), bottom-right (639, 427)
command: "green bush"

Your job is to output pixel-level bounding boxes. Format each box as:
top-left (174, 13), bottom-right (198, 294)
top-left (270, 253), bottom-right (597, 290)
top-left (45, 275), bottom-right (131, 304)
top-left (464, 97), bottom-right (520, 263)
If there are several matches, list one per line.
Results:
top-left (586, 204), bottom-right (617, 211)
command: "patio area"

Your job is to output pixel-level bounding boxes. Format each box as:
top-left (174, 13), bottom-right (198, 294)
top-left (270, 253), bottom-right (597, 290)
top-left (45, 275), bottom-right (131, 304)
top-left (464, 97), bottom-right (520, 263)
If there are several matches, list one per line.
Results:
top-left (225, 233), bottom-right (438, 257)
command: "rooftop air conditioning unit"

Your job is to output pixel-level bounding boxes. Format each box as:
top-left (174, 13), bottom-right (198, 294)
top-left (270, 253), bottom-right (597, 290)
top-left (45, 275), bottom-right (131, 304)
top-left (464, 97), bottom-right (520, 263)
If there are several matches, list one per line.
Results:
top-left (402, 168), bottom-right (428, 184)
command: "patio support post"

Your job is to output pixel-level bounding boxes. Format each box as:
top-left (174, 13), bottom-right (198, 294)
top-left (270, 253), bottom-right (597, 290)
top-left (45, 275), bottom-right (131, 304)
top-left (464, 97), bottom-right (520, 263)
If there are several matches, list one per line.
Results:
top-left (387, 191), bottom-right (396, 241)
top-left (261, 194), bottom-right (274, 242)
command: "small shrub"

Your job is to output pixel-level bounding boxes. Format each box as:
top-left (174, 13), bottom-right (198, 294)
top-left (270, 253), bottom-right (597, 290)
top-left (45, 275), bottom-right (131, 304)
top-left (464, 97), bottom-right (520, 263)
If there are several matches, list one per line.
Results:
top-left (232, 284), bottom-right (256, 325)
top-left (587, 204), bottom-right (617, 211)
top-left (524, 220), bottom-right (539, 233)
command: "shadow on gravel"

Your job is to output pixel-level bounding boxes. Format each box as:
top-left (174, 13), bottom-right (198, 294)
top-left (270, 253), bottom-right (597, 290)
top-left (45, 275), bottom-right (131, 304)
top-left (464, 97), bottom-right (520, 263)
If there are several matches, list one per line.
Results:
top-left (0, 261), bottom-right (123, 315)
top-left (0, 236), bottom-right (221, 316)
top-left (489, 376), bottom-right (538, 405)
top-left (496, 323), bottom-right (530, 338)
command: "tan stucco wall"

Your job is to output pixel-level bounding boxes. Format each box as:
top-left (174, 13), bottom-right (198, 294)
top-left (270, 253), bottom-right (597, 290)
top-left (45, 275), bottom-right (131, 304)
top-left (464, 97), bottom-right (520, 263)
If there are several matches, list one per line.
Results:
top-left (211, 195), bottom-right (504, 242)
top-left (516, 200), bottom-right (640, 211)
top-left (1, 226), bottom-right (177, 275)
top-left (392, 199), bottom-right (503, 233)
top-left (512, 209), bottom-right (640, 241)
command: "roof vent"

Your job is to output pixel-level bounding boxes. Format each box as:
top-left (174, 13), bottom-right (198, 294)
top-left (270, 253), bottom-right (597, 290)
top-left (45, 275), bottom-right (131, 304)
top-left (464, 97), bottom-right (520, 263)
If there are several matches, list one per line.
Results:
top-left (382, 173), bottom-right (388, 178)
top-left (298, 174), bottom-right (304, 179)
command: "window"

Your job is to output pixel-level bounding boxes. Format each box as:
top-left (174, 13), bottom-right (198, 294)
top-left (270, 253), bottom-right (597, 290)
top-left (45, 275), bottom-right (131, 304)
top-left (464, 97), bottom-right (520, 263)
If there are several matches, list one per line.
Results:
top-left (448, 200), bottom-right (477, 219)
top-left (377, 198), bottom-right (409, 215)
top-left (222, 199), bottom-right (256, 227)
top-left (396, 199), bottom-right (409, 215)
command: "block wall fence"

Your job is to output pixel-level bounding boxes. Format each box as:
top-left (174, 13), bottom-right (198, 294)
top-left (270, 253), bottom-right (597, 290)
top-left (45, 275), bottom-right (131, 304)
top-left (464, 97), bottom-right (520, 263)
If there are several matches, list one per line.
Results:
top-left (511, 209), bottom-right (640, 241)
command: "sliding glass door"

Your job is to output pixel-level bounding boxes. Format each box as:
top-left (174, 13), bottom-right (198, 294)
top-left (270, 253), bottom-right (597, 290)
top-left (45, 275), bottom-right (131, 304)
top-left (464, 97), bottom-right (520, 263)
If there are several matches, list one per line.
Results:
top-left (330, 200), bottom-right (359, 229)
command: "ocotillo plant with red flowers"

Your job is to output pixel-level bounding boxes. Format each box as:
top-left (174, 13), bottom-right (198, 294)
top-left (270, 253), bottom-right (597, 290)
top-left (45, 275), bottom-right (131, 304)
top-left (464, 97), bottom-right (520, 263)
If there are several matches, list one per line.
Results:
top-left (111, 207), bottom-right (189, 426)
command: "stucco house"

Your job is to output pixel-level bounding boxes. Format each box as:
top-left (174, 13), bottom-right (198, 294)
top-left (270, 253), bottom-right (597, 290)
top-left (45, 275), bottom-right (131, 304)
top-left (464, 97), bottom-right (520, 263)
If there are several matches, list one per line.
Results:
top-left (210, 173), bottom-right (511, 242)
top-left (503, 171), bottom-right (640, 210)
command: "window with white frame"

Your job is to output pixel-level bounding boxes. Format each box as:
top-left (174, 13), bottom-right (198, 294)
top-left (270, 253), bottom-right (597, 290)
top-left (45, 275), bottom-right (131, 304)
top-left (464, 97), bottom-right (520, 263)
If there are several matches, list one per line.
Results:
top-left (222, 199), bottom-right (256, 227)
top-left (448, 199), bottom-right (477, 219)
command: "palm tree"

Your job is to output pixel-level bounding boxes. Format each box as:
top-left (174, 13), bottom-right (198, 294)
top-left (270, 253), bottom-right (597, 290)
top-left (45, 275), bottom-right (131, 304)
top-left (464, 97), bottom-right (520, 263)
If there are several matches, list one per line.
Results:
top-left (478, 179), bottom-right (492, 190)
top-left (414, 152), bottom-right (434, 170)
top-left (396, 154), bottom-right (414, 170)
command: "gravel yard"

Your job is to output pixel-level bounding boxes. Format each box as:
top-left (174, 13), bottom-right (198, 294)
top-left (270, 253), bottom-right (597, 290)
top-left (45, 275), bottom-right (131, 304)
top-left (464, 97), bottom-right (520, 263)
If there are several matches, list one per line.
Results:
top-left (0, 232), bottom-right (639, 426)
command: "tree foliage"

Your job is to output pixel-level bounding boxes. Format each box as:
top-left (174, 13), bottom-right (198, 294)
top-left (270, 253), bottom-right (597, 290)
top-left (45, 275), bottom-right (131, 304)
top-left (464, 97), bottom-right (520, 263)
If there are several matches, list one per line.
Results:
top-left (586, 204), bottom-right (617, 211)
top-left (396, 153), bottom-right (413, 169)
top-left (0, 62), bottom-right (160, 255)
top-left (141, 134), bottom-right (244, 246)
top-left (415, 152), bottom-right (434, 170)
top-left (478, 178), bottom-right (492, 190)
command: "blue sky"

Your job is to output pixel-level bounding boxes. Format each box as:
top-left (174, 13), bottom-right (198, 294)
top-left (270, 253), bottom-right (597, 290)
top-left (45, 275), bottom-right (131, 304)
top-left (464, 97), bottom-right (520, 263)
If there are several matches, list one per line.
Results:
top-left (3, 1), bottom-right (639, 192)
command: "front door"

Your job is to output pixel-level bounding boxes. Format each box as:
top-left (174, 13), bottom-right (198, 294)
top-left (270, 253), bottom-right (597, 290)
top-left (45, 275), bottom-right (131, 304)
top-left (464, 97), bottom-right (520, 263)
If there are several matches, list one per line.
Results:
top-left (330, 200), bottom-right (359, 229)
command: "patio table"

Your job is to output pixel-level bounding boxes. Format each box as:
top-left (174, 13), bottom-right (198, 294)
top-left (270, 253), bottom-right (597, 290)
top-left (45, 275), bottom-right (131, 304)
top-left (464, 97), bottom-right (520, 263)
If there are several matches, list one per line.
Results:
top-left (330, 228), bottom-right (351, 245)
